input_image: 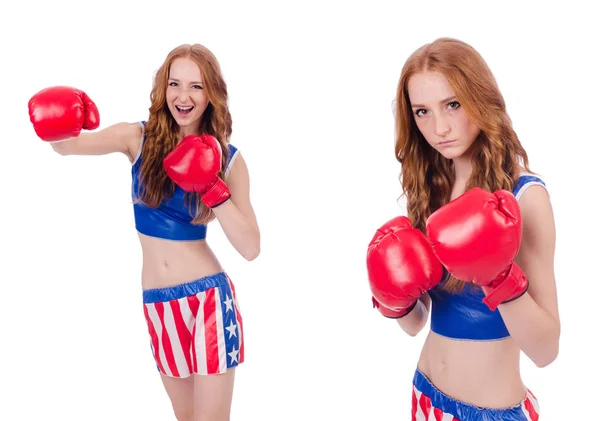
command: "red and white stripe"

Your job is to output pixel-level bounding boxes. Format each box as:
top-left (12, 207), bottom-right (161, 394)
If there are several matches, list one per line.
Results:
top-left (143, 278), bottom-right (242, 377)
top-left (521, 389), bottom-right (540, 421)
top-left (412, 387), bottom-right (458, 421)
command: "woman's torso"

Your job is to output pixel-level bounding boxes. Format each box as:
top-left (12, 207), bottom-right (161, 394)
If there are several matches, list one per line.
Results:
top-left (138, 234), bottom-right (222, 290)
top-left (127, 122), bottom-right (226, 290)
top-left (414, 171), bottom-right (545, 408)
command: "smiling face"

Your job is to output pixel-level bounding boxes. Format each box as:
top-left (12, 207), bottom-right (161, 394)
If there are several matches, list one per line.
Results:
top-left (165, 56), bottom-right (210, 137)
top-left (407, 71), bottom-right (481, 160)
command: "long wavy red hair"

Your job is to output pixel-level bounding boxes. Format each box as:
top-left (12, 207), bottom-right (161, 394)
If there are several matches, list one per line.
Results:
top-left (137, 43), bottom-right (232, 224)
top-left (394, 37), bottom-right (532, 292)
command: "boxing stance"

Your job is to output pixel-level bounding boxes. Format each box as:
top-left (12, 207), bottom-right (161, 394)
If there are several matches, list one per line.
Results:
top-left (29, 44), bottom-right (260, 421)
top-left (367, 38), bottom-right (559, 420)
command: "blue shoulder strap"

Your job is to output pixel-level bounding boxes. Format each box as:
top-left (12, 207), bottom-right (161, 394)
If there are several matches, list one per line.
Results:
top-left (226, 144), bottom-right (238, 176)
top-left (512, 173), bottom-right (546, 200)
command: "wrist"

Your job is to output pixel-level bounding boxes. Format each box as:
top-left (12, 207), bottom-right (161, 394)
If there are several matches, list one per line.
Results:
top-left (201, 177), bottom-right (231, 208)
top-left (482, 262), bottom-right (529, 311)
top-left (372, 297), bottom-right (416, 319)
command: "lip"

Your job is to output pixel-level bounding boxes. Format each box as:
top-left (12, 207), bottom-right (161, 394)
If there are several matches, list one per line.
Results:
top-left (439, 139), bottom-right (456, 146)
top-left (175, 105), bottom-right (195, 117)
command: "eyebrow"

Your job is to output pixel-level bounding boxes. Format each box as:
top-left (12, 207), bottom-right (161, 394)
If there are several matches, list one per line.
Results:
top-left (411, 96), bottom-right (457, 108)
top-left (168, 78), bottom-right (204, 84)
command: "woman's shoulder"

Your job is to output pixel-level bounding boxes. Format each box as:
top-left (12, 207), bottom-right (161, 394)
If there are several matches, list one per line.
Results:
top-left (513, 168), bottom-right (547, 200)
top-left (128, 121), bottom-right (145, 165)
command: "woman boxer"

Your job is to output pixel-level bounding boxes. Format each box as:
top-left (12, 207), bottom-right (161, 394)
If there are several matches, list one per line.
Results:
top-left (28, 43), bottom-right (260, 421)
top-left (367, 38), bottom-right (559, 420)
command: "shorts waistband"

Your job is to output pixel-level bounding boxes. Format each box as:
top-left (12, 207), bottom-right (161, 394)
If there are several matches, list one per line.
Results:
top-left (413, 368), bottom-right (535, 419)
top-left (142, 272), bottom-right (230, 304)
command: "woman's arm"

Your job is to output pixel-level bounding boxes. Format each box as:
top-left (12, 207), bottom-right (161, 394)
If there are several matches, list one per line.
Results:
top-left (395, 294), bottom-right (431, 336)
top-left (212, 152), bottom-right (261, 261)
top-left (50, 122), bottom-right (142, 162)
top-left (497, 185), bottom-right (561, 367)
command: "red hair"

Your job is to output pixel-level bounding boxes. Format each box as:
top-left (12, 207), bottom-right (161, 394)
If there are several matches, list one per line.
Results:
top-left (137, 44), bottom-right (232, 224)
top-left (394, 38), bottom-right (532, 292)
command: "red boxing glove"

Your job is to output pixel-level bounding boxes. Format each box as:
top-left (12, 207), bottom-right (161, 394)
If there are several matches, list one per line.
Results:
top-left (367, 216), bottom-right (444, 318)
top-left (163, 134), bottom-right (231, 208)
top-left (426, 188), bottom-right (528, 311)
top-left (28, 86), bottom-right (100, 142)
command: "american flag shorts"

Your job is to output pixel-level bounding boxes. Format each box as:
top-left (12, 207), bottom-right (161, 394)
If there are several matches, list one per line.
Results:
top-left (142, 272), bottom-right (244, 378)
top-left (412, 369), bottom-right (540, 421)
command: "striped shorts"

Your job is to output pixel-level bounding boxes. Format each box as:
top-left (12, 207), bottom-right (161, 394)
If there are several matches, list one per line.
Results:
top-left (142, 272), bottom-right (244, 378)
top-left (412, 369), bottom-right (540, 420)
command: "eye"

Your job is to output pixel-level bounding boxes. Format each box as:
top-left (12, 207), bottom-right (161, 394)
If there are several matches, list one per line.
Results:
top-left (168, 82), bottom-right (178, 87)
top-left (448, 100), bottom-right (460, 110)
top-left (193, 85), bottom-right (204, 90)
top-left (415, 109), bottom-right (427, 117)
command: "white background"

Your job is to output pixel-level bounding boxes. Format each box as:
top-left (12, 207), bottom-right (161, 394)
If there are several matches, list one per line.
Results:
top-left (1, 1), bottom-right (598, 420)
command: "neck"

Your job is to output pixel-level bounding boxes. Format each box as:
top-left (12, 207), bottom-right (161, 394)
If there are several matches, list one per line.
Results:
top-left (453, 155), bottom-right (473, 182)
top-left (179, 123), bottom-right (202, 140)
top-left (452, 138), bottom-right (478, 184)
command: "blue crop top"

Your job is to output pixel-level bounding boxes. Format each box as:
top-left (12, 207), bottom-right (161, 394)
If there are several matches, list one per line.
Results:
top-left (429, 173), bottom-right (547, 341)
top-left (131, 121), bottom-right (239, 241)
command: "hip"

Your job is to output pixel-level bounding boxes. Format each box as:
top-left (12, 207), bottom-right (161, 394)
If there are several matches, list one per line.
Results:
top-left (412, 368), bottom-right (539, 420)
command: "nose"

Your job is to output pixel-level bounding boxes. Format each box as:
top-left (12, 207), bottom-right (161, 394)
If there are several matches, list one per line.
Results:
top-left (433, 114), bottom-right (450, 137)
top-left (177, 88), bottom-right (190, 102)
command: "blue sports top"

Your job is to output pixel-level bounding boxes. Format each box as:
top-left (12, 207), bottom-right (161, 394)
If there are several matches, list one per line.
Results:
top-left (131, 121), bottom-right (238, 241)
top-left (429, 173), bottom-right (547, 341)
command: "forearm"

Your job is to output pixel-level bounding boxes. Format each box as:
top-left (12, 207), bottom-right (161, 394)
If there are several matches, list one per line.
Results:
top-left (396, 294), bottom-right (430, 337)
top-left (212, 199), bottom-right (260, 261)
top-left (48, 123), bottom-right (136, 157)
top-left (498, 291), bottom-right (560, 367)
top-left (50, 137), bottom-right (76, 155)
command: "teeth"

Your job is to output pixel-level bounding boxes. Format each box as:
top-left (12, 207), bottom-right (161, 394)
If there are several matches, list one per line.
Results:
top-left (177, 106), bottom-right (193, 111)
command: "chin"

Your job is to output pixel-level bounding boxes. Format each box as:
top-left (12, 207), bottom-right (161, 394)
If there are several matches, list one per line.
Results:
top-left (173, 115), bottom-right (202, 131)
top-left (175, 117), bottom-right (190, 127)
top-left (437, 146), bottom-right (471, 160)
top-left (437, 150), bottom-right (460, 160)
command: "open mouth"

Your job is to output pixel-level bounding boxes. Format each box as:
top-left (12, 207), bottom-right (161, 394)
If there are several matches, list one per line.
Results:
top-left (175, 105), bottom-right (194, 116)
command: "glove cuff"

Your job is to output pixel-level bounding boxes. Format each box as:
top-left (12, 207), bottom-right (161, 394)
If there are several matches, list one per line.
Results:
top-left (372, 297), bottom-right (416, 319)
top-left (202, 177), bottom-right (231, 208)
top-left (80, 92), bottom-right (100, 130)
top-left (482, 262), bottom-right (529, 311)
